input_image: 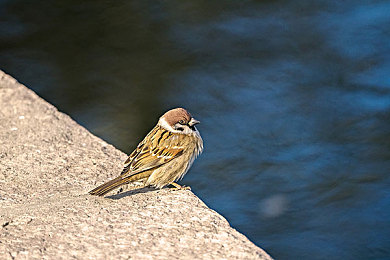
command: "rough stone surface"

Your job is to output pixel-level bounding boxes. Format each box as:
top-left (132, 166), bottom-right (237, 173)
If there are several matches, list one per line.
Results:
top-left (0, 70), bottom-right (272, 260)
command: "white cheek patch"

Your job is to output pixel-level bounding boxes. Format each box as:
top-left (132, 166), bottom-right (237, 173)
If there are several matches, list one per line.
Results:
top-left (158, 118), bottom-right (180, 133)
top-left (158, 117), bottom-right (198, 135)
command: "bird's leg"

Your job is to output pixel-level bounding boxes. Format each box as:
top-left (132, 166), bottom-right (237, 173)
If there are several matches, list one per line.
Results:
top-left (170, 182), bottom-right (191, 190)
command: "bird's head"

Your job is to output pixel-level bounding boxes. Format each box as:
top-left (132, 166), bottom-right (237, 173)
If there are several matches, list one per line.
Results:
top-left (159, 108), bottom-right (200, 134)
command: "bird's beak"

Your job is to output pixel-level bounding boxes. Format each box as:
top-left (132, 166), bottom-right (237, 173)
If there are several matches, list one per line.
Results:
top-left (188, 118), bottom-right (200, 126)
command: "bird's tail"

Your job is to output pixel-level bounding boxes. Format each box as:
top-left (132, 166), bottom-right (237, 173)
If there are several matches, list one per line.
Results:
top-left (89, 172), bottom-right (150, 196)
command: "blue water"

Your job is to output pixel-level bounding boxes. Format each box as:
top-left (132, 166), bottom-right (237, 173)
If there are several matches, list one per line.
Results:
top-left (1, 1), bottom-right (390, 259)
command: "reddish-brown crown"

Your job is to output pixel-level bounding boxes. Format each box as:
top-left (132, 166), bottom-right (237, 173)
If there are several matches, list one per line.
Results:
top-left (162, 108), bottom-right (192, 127)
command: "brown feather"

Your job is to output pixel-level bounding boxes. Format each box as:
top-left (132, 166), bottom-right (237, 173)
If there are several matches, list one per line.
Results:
top-left (120, 126), bottom-right (185, 177)
top-left (88, 171), bottom-right (151, 196)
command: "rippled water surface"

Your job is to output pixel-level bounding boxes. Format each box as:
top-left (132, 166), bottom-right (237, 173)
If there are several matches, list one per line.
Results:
top-left (1, 1), bottom-right (390, 259)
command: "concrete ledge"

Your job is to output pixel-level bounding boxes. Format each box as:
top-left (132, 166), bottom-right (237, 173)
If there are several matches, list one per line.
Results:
top-left (0, 70), bottom-right (272, 259)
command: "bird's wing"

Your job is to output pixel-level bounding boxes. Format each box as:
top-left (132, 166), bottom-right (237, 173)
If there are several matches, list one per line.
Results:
top-left (120, 126), bottom-right (184, 177)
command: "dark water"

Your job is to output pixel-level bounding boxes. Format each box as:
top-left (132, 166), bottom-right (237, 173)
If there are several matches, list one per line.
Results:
top-left (1, 0), bottom-right (390, 259)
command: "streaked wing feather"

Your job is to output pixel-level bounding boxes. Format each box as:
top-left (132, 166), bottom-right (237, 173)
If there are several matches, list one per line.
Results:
top-left (120, 127), bottom-right (184, 177)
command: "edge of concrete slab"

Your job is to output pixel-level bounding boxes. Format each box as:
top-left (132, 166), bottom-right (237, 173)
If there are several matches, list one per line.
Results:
top-left (0, 70), bottom-right (272, 259)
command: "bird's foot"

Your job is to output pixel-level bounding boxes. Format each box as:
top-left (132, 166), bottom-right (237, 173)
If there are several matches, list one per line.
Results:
top-left (170, 182), bottom-right (191, 191)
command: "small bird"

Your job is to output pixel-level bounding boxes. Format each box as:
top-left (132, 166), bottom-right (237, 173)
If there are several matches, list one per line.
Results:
top-left (89, 108), bottom-right (203, 196)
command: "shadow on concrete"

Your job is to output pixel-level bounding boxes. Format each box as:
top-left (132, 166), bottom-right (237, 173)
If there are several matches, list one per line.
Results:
top-left (106, 186), bottom-right (157, 200)
top-left (105, 184), bottom-right (191, 200)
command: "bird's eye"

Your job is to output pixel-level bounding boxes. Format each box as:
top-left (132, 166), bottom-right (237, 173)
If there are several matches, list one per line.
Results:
top-left (179, 120), bottom-right (185, 124)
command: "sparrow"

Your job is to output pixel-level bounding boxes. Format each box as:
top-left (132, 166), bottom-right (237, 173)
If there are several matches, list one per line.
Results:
top-left (89, 108), bottom-right (203, 196)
